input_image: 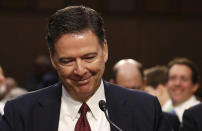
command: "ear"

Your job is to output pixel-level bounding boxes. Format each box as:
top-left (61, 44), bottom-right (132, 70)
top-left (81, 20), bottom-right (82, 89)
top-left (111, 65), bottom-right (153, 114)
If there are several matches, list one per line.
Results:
top-left (157, 84), bottom-right (164, 96)
top-left (49, 52), bottom-right (57, 69)
top-left (143, 78), bottom-right (147, 85)
top-left (192, 83), bottom-right (199, 93)
top-left (142, 78), bottom-right (147, 90)
top-left (103, 40), bottom-right (108, 63)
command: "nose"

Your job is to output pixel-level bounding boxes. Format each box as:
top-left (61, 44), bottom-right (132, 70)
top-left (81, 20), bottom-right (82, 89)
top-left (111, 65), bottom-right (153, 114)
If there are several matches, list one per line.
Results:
top-left (73, 59), bottom-right (86, 76)
top-left (173, 78), bottom-right (181, 86)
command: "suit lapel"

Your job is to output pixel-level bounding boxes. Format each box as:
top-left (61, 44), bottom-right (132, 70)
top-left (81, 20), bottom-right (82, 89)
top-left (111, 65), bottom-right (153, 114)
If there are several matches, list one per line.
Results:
top-left (31, 83), bottom-right (62, 131)
top-left (104, 81), bottom-right (135, 131)
top-left (30, 81), bottom-right (134, 131)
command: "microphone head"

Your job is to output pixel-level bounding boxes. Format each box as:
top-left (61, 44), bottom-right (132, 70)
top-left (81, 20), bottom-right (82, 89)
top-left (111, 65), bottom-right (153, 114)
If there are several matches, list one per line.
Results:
top-left (99, 100), bottom-right (107, 112)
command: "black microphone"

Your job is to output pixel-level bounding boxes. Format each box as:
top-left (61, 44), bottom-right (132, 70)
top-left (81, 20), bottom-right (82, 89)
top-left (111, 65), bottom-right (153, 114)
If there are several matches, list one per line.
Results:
top-left (99, 100), bottom-right (123, 131)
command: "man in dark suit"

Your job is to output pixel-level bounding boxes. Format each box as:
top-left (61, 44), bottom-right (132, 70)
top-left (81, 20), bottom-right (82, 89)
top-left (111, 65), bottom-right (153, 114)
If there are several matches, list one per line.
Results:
top-left (0, 5), bottom-right (171, 131)
top-left (179, 103), bottom-right (202, 131)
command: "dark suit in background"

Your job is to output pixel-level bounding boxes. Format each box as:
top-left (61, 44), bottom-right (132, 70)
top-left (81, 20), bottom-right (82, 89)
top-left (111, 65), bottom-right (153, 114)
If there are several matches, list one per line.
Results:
top-left (163, 112), bottom-right (180, 131)
top-left (0, 81), bottom-right (171, 131)
top-left (179, 103), bottom-right (202, 131)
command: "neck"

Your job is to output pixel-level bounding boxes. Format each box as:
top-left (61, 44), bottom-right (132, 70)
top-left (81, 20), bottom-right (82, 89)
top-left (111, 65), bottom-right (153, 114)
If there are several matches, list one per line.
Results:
top-left (173, 95), bottom-right (193, 106)
top-left (160, 89), bottom-right (170, 106)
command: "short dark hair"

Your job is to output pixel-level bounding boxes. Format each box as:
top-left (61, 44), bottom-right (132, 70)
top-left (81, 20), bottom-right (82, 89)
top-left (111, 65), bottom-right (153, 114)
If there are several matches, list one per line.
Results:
top-left (46, 5), bottom-right (106, 54)
top-left (144, 65), bottom-right (168, 88)
top-left (168, 57), bottom-right (200, 84)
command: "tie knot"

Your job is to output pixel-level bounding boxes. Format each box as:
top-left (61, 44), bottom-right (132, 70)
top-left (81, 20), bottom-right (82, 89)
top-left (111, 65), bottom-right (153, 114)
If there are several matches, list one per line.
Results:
top-left (79, 103), bottom-right (89, 115)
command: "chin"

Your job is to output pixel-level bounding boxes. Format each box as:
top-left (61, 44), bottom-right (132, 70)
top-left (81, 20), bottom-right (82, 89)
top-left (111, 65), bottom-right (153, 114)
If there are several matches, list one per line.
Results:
top-left (79, 86), bottom-right (91, 92)
top-left (174, 98), bottom-right (183, 104)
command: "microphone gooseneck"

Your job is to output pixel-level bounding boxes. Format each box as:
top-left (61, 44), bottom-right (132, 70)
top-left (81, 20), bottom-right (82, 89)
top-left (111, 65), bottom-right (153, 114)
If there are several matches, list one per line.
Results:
top-left (99, 100), bottom-right (123, 131)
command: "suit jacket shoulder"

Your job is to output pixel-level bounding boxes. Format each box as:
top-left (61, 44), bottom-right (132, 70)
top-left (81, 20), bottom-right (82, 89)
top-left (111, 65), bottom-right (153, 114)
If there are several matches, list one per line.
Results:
top-left (163, 112), bottom-right (180, 131)
top-left (180, 103), bottom-right (202, 131)
top-left (104, 81), bottom-right (171, 131)
top-left (0, 82), bottom-right (62, 131)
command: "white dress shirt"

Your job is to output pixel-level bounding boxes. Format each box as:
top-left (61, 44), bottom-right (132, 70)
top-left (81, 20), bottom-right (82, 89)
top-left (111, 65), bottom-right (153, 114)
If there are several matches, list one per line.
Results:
top-left (173, 95), bottom-right (200, 122)
top-left (0, 102), bottom-right (5, 115)
top-left (162, 99), bottom-right (173, 113)
top-left (58, 80), bottom-right (110, 131)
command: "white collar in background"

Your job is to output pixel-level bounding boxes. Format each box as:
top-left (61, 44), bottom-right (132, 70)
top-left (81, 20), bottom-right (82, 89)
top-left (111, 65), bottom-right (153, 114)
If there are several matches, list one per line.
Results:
top-left (162, 99), bottom-right (173, 112)
top-left (174, 95), bottom-right (200, 122)
top-left (174, 95), bottom-right (200, 110)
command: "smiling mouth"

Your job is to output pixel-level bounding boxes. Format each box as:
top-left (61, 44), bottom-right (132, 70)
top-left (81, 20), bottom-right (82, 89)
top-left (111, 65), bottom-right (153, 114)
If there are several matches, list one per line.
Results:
top-left (173, 89), bottom-right (183, 95)
top-left (71, 78), bottom-right (91, 85)
top-left (77, 79), bottom-right (89, 85)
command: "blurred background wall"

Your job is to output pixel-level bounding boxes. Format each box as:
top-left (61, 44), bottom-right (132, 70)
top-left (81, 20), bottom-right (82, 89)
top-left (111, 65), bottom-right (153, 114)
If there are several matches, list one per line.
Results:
top-left (0, 0), bottom-right (202, 95)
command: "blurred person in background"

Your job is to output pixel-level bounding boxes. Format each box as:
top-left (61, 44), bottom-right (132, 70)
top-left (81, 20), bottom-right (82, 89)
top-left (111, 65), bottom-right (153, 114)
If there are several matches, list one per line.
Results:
top-left (110, 59), bottom-right (145, 90)
top-left (167, 57), bottom-right (200, 122)
top-left (0, 66), bottom-right (6, 115)
top-left (144, 65), bottom-right (173, 113)
top-left (2, 77), bottom-right (27, 102)
top-left (144, 65), bottom-right (180, 131)
top-left (0, 66), bottom-right (7, 100)
top-left (0, 66), bottom-right (27, 115)
top-left (25, 55), bottom-right (58, 91)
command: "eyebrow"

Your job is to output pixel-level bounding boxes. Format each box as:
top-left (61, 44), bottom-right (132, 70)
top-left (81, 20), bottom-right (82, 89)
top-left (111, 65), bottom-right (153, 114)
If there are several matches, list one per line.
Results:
top-left (58, 52), bottom-right (97, 60)
top-left (59, 57), bottom-right (74, 60)
top-left (83, 52), bottom-right (97, 57)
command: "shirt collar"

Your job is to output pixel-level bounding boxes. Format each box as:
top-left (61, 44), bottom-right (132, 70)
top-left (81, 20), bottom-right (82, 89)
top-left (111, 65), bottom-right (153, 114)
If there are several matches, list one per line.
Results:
top-left (86, 80), bottom-right (106, 120)
top-left (174, 95), bottom-right (200, 110)
top-left (61, 80), bottom-right (106, 121)
top-left (173, 95), bottom-right (200, 122)
top-left (61, 86), bottom-right (81, 121)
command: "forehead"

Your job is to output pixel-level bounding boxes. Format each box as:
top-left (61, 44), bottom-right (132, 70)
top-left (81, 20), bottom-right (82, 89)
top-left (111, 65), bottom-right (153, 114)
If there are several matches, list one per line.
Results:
top-left (169, 64), bottom-right (192, 77)
top-left (117, 67), bottom-right (143, 84)
top-left (57, 30), bottom-right (99, 43)
top-left (118, 64), bottom-right (141, 77)
top-left (54, 30), bottom-right (101, 55)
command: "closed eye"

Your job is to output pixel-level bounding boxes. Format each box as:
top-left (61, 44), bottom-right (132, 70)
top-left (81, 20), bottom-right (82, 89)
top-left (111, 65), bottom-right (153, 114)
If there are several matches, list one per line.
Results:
top-left (83, 53), bottom-right (97, 62)
top-left (84, 56), bottom-right (95, 60)
top-left (59, 58), bottom-right (74, 66)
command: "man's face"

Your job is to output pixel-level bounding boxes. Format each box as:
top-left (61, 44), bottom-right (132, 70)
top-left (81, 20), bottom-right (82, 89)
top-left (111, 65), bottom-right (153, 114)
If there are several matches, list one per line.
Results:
top-left (50, 30), bottom-right (108, 102)
top-left (167, 64), bottom-right (198, 106)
